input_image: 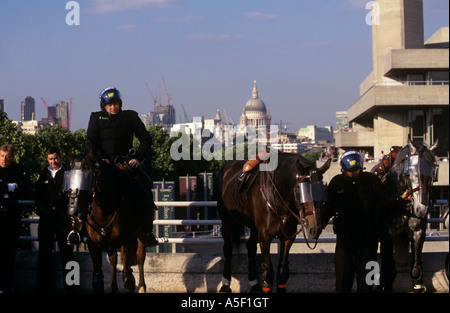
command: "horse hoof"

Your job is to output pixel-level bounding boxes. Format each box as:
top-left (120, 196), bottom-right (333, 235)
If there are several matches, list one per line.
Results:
top-left (413, 284), bottom-right (426, 293)
top-left (219, 285), bottom-right (232, 293)
top-left (138, 286), bottom-right (146, 293)
top-left (92, 272), bottom-right (104, 293)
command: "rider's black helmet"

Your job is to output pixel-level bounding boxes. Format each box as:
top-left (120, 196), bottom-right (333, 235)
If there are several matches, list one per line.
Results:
top-left (99, 87), bottom-right (122, 111)
top-left (340, 150), bottom-right (363, 172)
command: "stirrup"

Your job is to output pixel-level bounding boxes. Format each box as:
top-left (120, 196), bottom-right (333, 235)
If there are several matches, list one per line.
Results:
top-left (67, 230), bottom-right (81, 246)
top-left (144, 232), bottom-right (159, 247)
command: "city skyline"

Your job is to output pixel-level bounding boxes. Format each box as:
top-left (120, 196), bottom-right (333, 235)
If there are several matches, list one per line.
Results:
top-left (0, 0), bottom-right (448, 132)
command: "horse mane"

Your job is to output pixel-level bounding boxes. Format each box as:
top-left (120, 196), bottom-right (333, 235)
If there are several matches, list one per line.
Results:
top-left (260, 152), bottom-right (313, 213)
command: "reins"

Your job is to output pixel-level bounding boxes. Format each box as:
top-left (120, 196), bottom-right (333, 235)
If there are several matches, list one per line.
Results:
top-left (259, 171), bottom-right (319, 250)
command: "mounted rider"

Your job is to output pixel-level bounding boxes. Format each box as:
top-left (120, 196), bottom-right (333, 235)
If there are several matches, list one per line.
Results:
top-left (67, 87), bottom-right (158, 247)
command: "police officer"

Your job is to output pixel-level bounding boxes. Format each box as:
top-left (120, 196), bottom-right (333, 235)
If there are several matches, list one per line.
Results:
top-left (322, 150), bottom-right (410, 293)
top-left (35, 147), bottom-right (75, 292)
top-left (81, 87), bottom-right (158, 247)
top-left (0, 144), bottom-right (24, 293)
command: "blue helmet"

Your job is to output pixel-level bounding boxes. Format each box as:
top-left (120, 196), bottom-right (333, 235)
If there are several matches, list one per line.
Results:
top-left (99, 87), bottom-right (122, 111)
top-left (340, 150), bottom-right (363, 172)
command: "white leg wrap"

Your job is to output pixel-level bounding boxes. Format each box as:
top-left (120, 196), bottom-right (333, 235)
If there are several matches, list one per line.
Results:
top-left (249, 279), bottom-right (259, 287)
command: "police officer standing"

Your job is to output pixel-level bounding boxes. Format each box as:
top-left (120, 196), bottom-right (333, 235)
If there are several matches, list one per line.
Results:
top-left (0, 144), bottom-right (24, 293)
top-left (79, 87), bottom-right (158, 247)
top-left (35, 147), bottom-right (75, 292)
top-left (322, 150), bottom-right (410, 293)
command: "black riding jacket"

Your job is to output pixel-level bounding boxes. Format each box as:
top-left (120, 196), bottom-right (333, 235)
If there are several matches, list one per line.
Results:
top-left (324, 171), bottom-right (406, 250)
top-left (85, 109), bottom-right (151, 162)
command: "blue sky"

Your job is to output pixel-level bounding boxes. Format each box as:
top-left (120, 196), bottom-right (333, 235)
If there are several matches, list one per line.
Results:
top-left (0, 0), bottom-right (448, 132)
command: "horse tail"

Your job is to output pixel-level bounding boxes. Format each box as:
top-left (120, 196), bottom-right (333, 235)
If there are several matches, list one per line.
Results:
top-left (216, 165), bottom-right (244, 253)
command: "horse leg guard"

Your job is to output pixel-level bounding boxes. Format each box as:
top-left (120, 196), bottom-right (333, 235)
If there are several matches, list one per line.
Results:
top-left (92, 271), bottom-right (104, 293)
top-left (411, 265), bottom-right (425, 293)
top-left (261, 263), bottom-right (274, 293)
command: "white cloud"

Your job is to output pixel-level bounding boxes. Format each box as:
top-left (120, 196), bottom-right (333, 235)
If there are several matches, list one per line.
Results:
top-left (341, 0), bottom-right (368, 11)
top-left (88, 0), bottom-right (178, 14)
top-left (245, 11), bottom-right (278, 20)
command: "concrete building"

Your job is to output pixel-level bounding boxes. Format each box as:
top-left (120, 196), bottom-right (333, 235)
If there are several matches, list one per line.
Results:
top-left (298, 125), bottom-right (334, 143)
top-left (335, 0), bottom-right (449, 158)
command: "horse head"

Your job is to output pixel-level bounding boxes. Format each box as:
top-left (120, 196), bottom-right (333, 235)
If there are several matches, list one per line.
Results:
top-left (294, 157), bottom-right (332, 240)
top-left (396, 140), bottom-right (439, 218)
top-left (64, 151), bottom-right (96, 223)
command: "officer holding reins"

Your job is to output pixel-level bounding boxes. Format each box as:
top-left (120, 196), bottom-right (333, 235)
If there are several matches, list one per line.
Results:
top-left (322, 150), bottom-right (411, 293)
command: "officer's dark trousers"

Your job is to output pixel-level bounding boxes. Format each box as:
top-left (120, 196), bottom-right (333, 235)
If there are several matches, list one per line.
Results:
top-left (334, 237), bottom-right (378, 293)
top-left (0, 211), bottom-right (19, 292)
top-left (36, 209), bottom-right (75, 292)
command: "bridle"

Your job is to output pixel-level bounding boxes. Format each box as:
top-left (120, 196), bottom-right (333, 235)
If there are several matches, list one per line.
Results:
top-left (403, 150), bottom-right (438, 207)
top-left (260, 168), bottom-right (327, 250)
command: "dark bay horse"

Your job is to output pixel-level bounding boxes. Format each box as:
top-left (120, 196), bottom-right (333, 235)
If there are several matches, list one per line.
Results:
top-left (65, 152), bottom-right (149, 293)
top-left (373, 140), bottom-right (439, 293)
top-left (218, 152), bottom-right (331, 293)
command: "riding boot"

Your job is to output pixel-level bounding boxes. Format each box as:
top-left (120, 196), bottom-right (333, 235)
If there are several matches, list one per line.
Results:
top-left (141, 216), bottom-right (159, 247)
top-left (127, 167), bottom-right (159, 247)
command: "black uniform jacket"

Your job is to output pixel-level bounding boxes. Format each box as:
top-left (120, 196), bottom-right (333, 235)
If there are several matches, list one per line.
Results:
top-left (0, 162), bottom-right (23, 212)
top-left (85, 109), bottom-right (151, 162)
top-left (34, 164), bottom-right (70, 216)
top-left (0, 162), bottom-right (24, 240)
top-left (324, 171), bottom-right (405, 251)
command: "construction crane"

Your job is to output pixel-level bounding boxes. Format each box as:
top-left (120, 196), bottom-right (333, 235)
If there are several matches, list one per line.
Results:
top-left (144, 81), bottom-right (158, 112)
top-left (41, 97), bottom-right (55, 124)
top-left (162, 78), bottom-right (172, 106)
top-left (181, 103), bottom-right (191, 123)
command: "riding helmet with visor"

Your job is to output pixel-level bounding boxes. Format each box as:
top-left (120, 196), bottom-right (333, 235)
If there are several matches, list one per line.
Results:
top-left (99, 87), bottom-right (122, 111)
top-left (340, 150), bottom-right (363, 173)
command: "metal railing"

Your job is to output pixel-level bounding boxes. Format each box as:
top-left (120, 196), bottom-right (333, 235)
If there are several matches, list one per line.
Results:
top-left (19, 200), bottom-right (448, 247)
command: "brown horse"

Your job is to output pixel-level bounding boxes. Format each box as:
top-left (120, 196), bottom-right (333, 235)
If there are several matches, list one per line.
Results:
top-left (65, 152), bottom-right (149, 293)
top-left (217, 152), bottom-right (331, 293)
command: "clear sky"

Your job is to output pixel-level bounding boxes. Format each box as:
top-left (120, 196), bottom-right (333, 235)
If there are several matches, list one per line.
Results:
top-left (0, 0), bottom-right (448, 132)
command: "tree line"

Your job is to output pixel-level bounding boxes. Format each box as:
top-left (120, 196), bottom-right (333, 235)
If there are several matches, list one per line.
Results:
top-left (1, 111), bottom-right (321, 211)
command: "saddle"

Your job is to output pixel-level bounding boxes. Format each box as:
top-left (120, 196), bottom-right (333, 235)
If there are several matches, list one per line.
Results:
top-left (235, 151), bottom-right (270, 194)
top-left (374, 146), bottom-right (401, 178)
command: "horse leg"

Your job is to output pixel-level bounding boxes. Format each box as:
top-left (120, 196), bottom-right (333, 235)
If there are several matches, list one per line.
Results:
top-left (108, 251), bottom-right (118, 293)
top-left (247, 227), bottom-right (260, 293)
top-left (409, 217), bottom-right (427, 293)
top-left (276, 237), bottom-right (294, 293)
top-left (87, 237), bottom-right (104, 293)
top-left (219, 219), bottom-right (233, 293)
top-left (259, 231), bottom-right (274, 293)
top-left (121, 245), bottom-right (136, 293)
top-left (136, 235), bottom-right (147, 293)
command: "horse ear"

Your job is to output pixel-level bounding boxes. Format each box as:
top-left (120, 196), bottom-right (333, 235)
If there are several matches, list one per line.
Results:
top-left (407, 139), bottom-right (417, 155)
top-left (430, 139), bottom-right (439, 151)
top-left (319, 158), bottom-right (332, 174)
top-left (296, 158), bottom-right (310, 175)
